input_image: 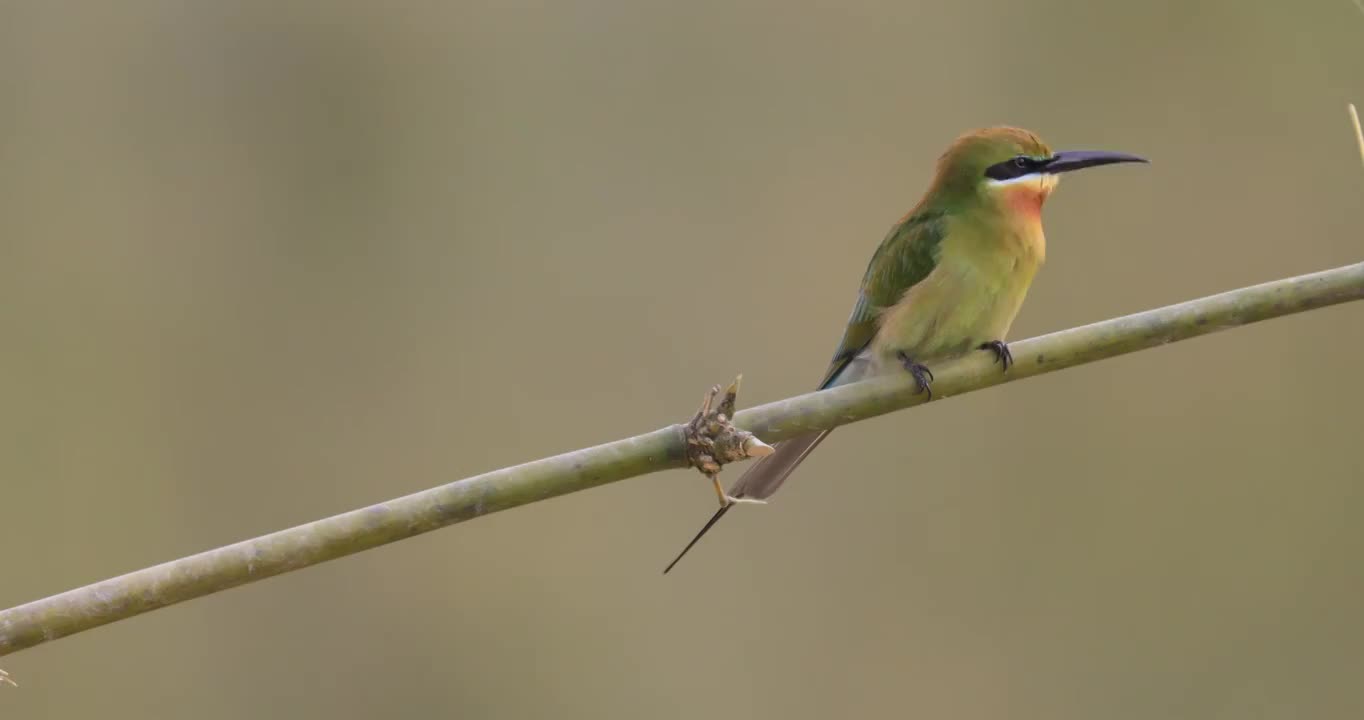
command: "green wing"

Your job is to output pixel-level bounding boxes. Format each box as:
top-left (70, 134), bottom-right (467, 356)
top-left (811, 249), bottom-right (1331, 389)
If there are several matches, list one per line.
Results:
top-left (817, 210), bottom-right (946, 389)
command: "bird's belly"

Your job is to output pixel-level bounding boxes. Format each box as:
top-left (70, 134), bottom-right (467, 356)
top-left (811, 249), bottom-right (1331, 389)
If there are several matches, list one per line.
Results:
top-left (871, 253), bottom-right (1038, 367)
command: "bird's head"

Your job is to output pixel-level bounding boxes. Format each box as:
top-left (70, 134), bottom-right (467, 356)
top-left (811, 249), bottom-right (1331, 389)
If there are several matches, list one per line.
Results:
top-left (928, 126), bottom-right (1147, 219)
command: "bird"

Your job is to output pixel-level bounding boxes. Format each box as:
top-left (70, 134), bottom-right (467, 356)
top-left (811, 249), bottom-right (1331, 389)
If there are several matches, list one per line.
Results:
top-left (663, 126), bottom-right (1147, 574)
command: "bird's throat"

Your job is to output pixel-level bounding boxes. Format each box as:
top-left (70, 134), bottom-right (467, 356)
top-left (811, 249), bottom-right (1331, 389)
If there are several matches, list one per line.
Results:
top-left (997, 174), bottom-right (1057, 222)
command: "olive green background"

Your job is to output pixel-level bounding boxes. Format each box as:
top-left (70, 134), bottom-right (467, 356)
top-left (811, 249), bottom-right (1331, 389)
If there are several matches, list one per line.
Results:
top-left (3, 1), bottom-right (1363, 718)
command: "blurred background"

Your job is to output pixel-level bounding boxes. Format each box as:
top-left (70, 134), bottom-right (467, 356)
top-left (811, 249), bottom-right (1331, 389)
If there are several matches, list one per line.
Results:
top-left (2, 0), bottom-right (1363, 717)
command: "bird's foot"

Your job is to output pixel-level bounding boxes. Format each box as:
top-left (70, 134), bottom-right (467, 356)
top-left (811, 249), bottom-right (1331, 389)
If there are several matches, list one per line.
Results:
top-left (896, 351), bottom-right (935, 399)
top-left (0, 669), bottom-right (16, 688)
top-left (979, 340), bottom-right (1013, 371)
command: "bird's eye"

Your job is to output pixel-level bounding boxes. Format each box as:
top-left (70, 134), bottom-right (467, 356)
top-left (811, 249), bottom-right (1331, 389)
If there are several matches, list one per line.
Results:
top-left (1012, 156), bottom-right (1031, 169)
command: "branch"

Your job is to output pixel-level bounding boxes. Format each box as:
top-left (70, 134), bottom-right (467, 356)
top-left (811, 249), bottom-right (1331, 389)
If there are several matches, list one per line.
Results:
top-left (2, 261), bottom-right (1363, 659)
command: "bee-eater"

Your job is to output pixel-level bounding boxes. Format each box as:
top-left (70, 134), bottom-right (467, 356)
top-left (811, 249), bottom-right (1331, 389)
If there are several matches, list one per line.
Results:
top-left (663, 126), bottom-right (1146, 574)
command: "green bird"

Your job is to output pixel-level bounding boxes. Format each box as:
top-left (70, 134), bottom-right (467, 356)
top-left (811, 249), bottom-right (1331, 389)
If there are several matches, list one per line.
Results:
top-left (663, 126), bottom-right (1146, 574)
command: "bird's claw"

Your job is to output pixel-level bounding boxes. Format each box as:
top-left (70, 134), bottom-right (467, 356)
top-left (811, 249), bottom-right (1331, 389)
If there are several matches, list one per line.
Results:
top-left (0, 669), bottom-right (16, 688)
top-left (896, 351), bottom-right (935, 399)
top-left (979, 340), bottom-right (1013, 371)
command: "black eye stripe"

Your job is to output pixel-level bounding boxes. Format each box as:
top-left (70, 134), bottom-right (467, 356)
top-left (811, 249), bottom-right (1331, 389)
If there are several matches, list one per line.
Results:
top-left (985, 154), bottom-right (1053, 181)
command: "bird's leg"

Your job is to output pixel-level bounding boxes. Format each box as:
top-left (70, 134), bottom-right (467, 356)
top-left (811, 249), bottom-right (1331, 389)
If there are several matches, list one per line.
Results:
top-left (896, 351), bottom-right (935, 399)
top-left (979, 340), bottom-right (1013, 371)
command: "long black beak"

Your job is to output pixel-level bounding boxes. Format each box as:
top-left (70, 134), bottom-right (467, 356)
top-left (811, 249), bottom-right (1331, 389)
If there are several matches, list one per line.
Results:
top-left (1045, 150), bottom-right (1148, 174)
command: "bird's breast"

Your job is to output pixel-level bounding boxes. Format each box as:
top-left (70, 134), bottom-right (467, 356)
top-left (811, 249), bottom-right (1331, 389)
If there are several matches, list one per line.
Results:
top-left (871, 224), bottom-right (1043, 365)
top-left (1006, 215), bottom-right (1047, 265)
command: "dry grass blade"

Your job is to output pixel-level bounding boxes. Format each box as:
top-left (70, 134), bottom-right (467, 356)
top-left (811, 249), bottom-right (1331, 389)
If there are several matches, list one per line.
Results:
top-left (1351, 104), bottom-right (1364, 169)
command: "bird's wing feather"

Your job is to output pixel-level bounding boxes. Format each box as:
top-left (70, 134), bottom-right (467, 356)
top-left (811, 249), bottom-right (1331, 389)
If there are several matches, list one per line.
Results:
top-left (817, 209), bottom-right (947, 389)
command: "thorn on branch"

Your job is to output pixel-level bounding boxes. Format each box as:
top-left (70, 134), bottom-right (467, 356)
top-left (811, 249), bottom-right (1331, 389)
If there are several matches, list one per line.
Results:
top-left (683, 375), bottom-right (774, 482)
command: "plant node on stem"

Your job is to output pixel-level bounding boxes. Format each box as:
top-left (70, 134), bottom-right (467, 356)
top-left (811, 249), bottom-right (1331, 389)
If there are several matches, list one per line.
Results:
top-left (682, 375), bottom-right (774, 504)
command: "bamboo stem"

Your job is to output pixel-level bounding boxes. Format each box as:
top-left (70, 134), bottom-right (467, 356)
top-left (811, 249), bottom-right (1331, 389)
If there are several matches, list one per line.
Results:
top-left (2, 261), bottom-right (1363, 659)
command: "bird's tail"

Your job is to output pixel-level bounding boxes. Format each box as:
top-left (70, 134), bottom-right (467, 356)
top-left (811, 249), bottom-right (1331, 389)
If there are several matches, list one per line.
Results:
top-left (662, 504), bottom-right (732, 574)
top-left (661, 429), bottom-right (832, 574)
top-left (729, 429), bottom-right (832, 501)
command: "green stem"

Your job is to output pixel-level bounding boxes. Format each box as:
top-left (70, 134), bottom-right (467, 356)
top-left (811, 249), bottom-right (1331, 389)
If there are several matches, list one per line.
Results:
top-left (2, 261), bottom-right (1362, 658)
